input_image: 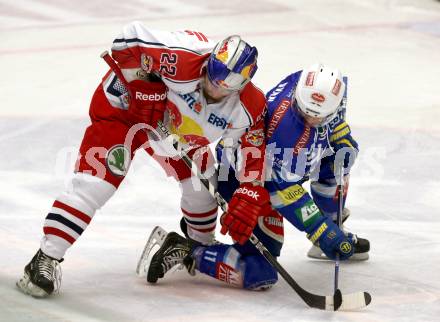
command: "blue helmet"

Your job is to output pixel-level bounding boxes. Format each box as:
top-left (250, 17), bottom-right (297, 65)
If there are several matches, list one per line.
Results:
top-left (207, 35), bottom-right (258, 91)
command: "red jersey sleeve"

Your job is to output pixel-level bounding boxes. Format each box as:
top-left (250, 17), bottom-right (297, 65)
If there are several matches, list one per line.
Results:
top-left (237, 83), bottom-right (267, 183)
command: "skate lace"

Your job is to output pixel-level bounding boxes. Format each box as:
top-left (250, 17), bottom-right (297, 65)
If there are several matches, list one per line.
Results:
top-left (38, 252), bottom-right (62, 292)
top-left (351, 233), bottom-right (358, 244)
top-left (161, 248), bottom-right (188, 274)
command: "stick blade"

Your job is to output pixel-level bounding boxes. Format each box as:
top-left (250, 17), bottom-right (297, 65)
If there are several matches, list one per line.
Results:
top-left (325, 291), bottom-right (371, 311)
top-left (333, 289), bottom-right (343, 311)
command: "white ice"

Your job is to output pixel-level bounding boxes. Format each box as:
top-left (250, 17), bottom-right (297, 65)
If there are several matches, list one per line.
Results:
top-left (1, 0), bottom-right (440, 321)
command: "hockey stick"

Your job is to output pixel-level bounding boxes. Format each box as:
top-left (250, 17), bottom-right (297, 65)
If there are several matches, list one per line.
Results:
top-left (100, 51), bottom-right (370, 310)
top-left (101, 51), bottom-right (133, 97)
top-left (334, 162), bottom-right (346, 293)
top-left (333, 161), bottom-right (345, 308)
top-left (155, 121), bottom-right (371, 311)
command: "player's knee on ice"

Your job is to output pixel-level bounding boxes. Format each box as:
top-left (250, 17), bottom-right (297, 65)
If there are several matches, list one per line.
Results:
top-left (194, 244), bottom-right (278, 290)
top-left (242, 254), bottom-right (278, 290)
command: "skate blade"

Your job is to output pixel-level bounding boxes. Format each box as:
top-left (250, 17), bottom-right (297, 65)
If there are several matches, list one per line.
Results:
top-left (307, 246), bottom-right (369, 261)
top-left (136, 226), bottom-right (168, 276)
top-left (16, 273), bottom-right (50, 298)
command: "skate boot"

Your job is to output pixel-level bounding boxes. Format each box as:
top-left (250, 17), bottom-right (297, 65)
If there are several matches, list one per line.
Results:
top-left (307, 208), bottom-right (370, 261)
top-left (16, 249), bottom-right (63, 297)
top-left (146, 230), bottom-right (193, 283)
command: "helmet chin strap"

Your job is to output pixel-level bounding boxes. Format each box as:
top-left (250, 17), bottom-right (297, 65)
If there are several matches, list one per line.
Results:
top-left (298, 107), bottom-right (338, 128)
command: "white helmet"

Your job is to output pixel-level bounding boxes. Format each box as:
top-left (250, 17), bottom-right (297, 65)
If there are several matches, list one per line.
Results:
top-left (295, 63), bottom-right (345, 123)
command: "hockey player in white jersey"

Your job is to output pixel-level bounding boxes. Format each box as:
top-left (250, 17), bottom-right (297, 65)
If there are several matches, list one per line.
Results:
top-left (17, 22), bottom-right (269, 297)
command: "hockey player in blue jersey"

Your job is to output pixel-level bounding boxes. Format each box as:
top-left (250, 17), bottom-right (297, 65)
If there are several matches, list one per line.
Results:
top-left (139, 63), bottom-right (369, 290)
top-left (261, 63), bottom-right (369, 261)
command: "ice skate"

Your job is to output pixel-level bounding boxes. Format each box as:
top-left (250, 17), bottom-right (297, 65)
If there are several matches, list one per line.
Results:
top-left (307, 209), bottom-right (370, 261)
top-left (136, 226), bottom-right (168, 277)
top-left (16, 249), bottom-right (62, 298)
top-left (146, 230), bottom-right (192, 283)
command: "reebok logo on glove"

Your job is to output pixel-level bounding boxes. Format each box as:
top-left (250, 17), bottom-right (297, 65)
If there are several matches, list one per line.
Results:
top-left (236, 186), bottom-right (260, 200)
top-left (135, 92), bottom-right (167, 101)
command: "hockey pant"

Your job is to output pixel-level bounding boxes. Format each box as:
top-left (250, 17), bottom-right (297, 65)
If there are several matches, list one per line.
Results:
top-left (40, 85), bottom-right (217, 259)
top-left (193, 208), bottom-right (283, 290)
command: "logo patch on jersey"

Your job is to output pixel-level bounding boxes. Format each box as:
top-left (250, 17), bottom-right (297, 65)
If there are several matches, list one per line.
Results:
top-left (170, 114), bottom-right (210, 147)
top-left (245, 129), bottom-right (264, 147)
top-left (258, 212), bottom-right (284, 243)
top-left (178, 93), bottom-right (201, 114)
top-left (140, 54), bottom-right (153, 73)
top-left (295, 200), bottom-right (321, 228)
top-left (308, 222), bottom-right (328, 243)
top-left (267, 99), bottom-right (291, 139)
top-left (276, 184), bottom-right (306, 206)
top-left (168, 100), bottom-right (209, 147)
top-left (293, 126), bottom-right (311, 155)
top-left (216, 263), bottom-right (242, 287)
top-left (311, 92), bottom-right (325, 103)
top-left (208, 113), bottom-right (229, 129)
top-left (106, 145), bottom-right (130, 177)
top-left (135, 92), bottom-right (166, 101)
top-left (332, 79), bottom-right (342, 96)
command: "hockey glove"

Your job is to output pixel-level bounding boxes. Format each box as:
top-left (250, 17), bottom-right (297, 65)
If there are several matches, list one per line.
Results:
top-left (307, 216), bottom-right (354, 260)
top-left (220, 183), bottom-right (271, 245)
top-left (127, 79), bottom-right (167, 128)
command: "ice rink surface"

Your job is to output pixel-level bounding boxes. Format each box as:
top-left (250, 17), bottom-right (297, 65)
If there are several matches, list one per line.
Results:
top-left (1, 0), bottom-right (440, 321)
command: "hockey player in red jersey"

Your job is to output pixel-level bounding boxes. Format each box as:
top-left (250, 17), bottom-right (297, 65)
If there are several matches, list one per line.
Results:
top-left (17, 21), bottom-right (269, 298)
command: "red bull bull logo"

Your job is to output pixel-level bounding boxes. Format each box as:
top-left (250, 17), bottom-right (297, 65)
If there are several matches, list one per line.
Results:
top-left (182, 134), bottom-right (210, 147)
top-left (240, 60), bottom-right (256, 79)
top-left (168, 111), bottom-right (209, 147)
top-left (166, 101), bottom-right (183, 128)
top-left (245, 129), bottom-right (264, 147)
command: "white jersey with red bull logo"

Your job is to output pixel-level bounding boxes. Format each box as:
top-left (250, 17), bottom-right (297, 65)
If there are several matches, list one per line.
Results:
top-left (106, 21), bottom-right (267, 182)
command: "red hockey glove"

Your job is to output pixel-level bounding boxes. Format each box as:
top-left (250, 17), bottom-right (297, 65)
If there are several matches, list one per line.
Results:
top-left (127, 79), bottom-right (167, 128)
top-left (220, 183), bottom-right (271, 245)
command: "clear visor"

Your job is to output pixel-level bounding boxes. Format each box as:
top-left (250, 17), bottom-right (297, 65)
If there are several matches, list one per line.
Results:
top-left (207, 70), bottom-right (249, 91)
top-left (203, 75), bottom-right (234, 100)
